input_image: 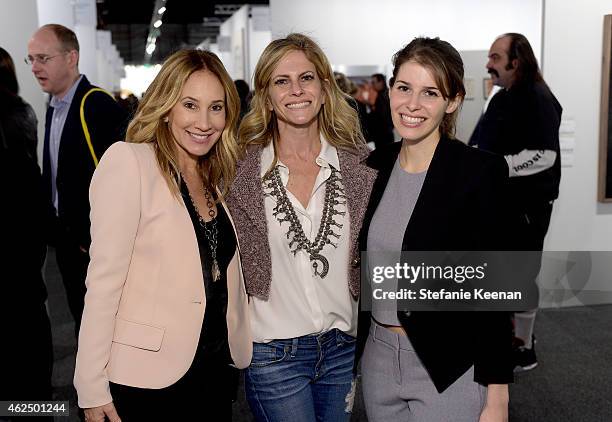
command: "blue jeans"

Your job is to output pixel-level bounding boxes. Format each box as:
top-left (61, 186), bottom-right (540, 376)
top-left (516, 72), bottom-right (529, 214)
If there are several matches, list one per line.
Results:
top-left (245, 329), bottom-right (356, 422)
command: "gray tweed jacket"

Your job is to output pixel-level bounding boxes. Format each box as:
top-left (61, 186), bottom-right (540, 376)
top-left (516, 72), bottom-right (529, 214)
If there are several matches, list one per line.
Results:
top-left (226, 144), bottom-right (377, 300)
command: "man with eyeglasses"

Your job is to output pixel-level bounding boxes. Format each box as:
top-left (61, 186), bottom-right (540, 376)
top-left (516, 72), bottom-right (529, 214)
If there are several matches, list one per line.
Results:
top-left (27, 24), bottom-right (128, 337)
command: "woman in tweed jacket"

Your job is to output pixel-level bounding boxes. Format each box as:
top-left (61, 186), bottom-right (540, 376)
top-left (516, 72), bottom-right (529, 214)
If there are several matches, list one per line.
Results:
top-left (226, 33), bottom-right (376, 422)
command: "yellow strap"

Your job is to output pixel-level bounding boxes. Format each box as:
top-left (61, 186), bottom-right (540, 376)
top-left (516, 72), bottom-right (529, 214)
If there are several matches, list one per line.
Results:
top-left (80, 88), bottom-right (115, 167)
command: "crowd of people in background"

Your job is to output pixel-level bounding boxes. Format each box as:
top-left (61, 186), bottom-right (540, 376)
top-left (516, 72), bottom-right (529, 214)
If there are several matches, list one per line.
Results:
top-left (0, 21), bottom-right (561, 422)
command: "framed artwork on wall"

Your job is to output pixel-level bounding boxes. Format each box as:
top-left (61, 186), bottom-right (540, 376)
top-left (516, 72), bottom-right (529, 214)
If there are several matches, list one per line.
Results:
top-left (598, 14), bottom-right (612, 202)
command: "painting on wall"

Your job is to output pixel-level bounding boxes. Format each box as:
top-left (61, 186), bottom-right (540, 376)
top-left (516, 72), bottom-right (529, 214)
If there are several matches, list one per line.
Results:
top-left (598, 14), bottom-right (612, 202)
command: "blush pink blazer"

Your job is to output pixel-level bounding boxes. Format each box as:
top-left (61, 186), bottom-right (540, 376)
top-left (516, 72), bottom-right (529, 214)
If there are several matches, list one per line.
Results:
top-left (74, 142), bottom-right (252, 408)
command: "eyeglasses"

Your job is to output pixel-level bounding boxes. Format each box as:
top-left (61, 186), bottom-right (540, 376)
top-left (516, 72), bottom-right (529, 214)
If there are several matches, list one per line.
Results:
top-left (24, 53), bottom-right (67, 65)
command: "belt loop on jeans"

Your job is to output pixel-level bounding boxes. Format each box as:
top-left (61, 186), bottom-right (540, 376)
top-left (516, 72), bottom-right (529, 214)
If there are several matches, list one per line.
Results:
top-left (291, 337), bottom-right (298, 357)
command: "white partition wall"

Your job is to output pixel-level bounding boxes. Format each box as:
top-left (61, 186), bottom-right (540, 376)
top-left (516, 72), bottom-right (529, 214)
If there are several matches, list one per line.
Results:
top-left (269, 0), bottom-right (542, 70)
top-left (73, 0), bottom-right (98, 83)
top-left (454, 50), bottom-right (489, 143)
top-left (96, 31), bottom-right (112, 91)
top-left (544, 0), bottom-right (612, 251)
top-left (535, 0), bottom-right (612, 307)
top-left (109, 47), bottom-right (124, 92)
top-left (36, 0), bottom-right (75, 28)
top-left (247, 5), bottom-right (272, 86)
top-left (219, 6), bottom-right (249, 80)
top-left (4, 0), bottom-right (46, 162)
top-left (4, 1), bottom-right (42, 109)
top-left (218, 5), bottom-right (271, 84)
top-left (75, 26), bottom-right (98, 85)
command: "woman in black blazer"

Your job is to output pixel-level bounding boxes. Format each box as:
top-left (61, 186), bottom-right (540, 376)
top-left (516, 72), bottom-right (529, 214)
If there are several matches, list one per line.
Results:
top-left (358, 37), bottom-right (513, 422)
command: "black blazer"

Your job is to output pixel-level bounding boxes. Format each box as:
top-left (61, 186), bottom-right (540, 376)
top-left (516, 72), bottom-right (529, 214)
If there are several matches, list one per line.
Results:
top-left (357, 136), bottom-right (514, 393)
top-left (42, 76), bottom-right (128, 247)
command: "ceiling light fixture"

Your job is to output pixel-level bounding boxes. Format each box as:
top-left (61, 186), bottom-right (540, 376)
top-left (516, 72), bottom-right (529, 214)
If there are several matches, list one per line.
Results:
top-left (145, 0), bottom-right (167, 63)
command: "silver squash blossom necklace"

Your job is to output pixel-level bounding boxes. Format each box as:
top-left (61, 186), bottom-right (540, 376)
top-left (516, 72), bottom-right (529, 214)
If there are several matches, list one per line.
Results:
top-left (263, 166), bottom-right (346, 278)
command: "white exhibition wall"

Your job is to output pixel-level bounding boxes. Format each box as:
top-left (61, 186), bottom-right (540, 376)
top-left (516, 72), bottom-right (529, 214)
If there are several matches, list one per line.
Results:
top-left (247, 6), bottom-right (272, 86)
top-left (36, 0), bottom-right (74, 28)
top-left (535, 0), bottom-right (612, 307)
top-left (219, 5), bottom-right (271, 85)
top-left (544, 0), bottom-right (612, 250)
top-left (219, 6), bottom-right (249, 80)
top-left (3, 0), bottom-right (46, 162)
top-left (269, 0), bottom-right (542, 71)
top-left (457, 50), bottom-right (490, 142)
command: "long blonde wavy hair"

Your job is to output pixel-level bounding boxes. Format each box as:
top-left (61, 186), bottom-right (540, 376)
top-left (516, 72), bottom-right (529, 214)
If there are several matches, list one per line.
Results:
top-left (126, 49), bottom-right (240, 199)
top-left (238, 33), bottom-right (366, 168)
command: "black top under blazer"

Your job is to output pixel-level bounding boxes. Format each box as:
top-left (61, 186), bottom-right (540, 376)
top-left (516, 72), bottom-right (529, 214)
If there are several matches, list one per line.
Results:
top-left (357, 136), bottom-right (515, 393)
top-left (43, 76), bottom-right (128, 247)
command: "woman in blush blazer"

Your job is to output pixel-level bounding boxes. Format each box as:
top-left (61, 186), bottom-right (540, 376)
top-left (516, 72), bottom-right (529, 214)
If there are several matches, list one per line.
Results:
top-left (74, 49), bottom-right (251, 422)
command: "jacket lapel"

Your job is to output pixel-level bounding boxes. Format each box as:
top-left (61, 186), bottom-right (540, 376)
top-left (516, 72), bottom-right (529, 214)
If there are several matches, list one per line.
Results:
top-left (229, 145), bottom-right (268, 238)
top-left (57, 76), bottom-right (91, 173)
top-left (42, 105), bottom-right (54, 203)
top-left (402, 136), bottom-right (454, 251)
top-left (338, 148), bottom-right (378, 259)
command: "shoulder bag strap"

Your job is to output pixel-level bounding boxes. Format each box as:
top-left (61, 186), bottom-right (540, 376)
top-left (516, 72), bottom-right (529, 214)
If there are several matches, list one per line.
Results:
top-left (80, 88), bottom-right (116, 167)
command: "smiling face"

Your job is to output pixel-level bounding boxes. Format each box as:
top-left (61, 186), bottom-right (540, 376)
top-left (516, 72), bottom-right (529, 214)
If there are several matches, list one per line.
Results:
top-left (389, 60), bottom-right (459, 145)
top-left (27, 28), bottom-right (78, 98)
top-left (167, 70), bottom-right (226, 166)
top-left (486, 36), bottom-right (517, 88)
top-left (267, 50), bottom-right (325, 130)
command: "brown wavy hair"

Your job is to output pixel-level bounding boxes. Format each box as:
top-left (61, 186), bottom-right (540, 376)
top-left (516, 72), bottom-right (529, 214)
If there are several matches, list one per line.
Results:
top-left (238, 33), bottom-right (366, 169)
top-left (390, 37), bottom-right (465, 140)
top-left (126, 49), bottom-right (240, 199)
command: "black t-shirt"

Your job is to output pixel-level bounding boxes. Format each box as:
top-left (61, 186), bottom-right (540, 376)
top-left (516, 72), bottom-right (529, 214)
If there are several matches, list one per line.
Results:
top-left (469, 81), bottom-right (562, 204)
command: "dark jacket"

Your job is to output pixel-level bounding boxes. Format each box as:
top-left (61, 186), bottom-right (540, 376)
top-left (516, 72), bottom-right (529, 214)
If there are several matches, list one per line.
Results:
top-left (368, 88), bottom-right (395, 148)
top-left (357, 136), bottom-right (514, 393)
top-left (0, 91), bottom-right (47, 304)
top-left (42, 76), bottom-right (128, 247)
top-left (469, 81), bottom-right (562, 204)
